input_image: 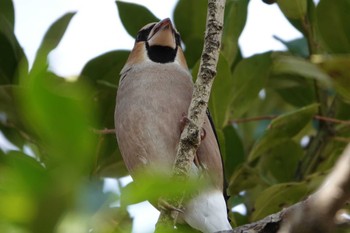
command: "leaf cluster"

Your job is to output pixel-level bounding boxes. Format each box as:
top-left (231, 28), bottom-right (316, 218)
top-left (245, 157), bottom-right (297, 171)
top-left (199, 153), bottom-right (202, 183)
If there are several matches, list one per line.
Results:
top-left (0, 0), bottom-right (350, 232)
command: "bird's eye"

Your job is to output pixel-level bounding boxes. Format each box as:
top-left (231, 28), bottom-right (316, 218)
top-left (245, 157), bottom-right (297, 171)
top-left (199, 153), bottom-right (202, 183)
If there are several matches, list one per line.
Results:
top-left (135, 24), bottom-right (155, 42)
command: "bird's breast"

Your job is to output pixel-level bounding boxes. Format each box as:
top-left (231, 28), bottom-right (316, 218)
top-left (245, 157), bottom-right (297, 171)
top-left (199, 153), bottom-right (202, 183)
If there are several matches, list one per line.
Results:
top-left (115, 63), bottom-right (193, 174)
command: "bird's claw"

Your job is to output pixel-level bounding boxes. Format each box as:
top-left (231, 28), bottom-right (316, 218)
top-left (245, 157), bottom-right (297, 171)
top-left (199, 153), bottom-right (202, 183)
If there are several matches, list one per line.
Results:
top-left (179, 112), bottom-right (190, 132)
top-left (200, 128), bottom-right (206, 140)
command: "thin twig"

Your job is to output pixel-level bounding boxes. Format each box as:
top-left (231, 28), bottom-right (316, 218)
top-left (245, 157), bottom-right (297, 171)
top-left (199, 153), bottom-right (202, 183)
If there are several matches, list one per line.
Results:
top-left (314, 115), bottom-right (350, 125)
top-left (230, 115), bottom-right (350, 125)
top-left (92, 128), bottom-right (116, 134)
top-left (332, 137), bottom-right (350, 143)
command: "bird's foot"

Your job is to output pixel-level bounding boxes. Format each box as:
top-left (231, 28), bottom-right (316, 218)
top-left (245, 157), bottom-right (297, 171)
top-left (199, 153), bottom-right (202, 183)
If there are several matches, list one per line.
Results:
top-left (179, 112), bottom-right (190, 132)
top-left (200, 128), bottom-right (206, 140)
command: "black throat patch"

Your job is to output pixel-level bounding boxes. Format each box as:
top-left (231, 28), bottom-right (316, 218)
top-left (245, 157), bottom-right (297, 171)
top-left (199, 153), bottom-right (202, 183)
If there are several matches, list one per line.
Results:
top-left (146, 44), bottom-right (178, 63)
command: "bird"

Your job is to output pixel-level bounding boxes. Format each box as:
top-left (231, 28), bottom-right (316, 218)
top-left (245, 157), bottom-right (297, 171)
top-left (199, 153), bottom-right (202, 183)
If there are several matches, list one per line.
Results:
top-left (114, 18), bottom-right (232, 233)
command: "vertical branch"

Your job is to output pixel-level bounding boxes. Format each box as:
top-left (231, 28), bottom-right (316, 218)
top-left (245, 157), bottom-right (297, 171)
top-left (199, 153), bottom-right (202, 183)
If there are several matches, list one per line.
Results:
top-left (173, 0), bottom-right (226, 179)
top-left (155, 0), bottom-right (226, 231)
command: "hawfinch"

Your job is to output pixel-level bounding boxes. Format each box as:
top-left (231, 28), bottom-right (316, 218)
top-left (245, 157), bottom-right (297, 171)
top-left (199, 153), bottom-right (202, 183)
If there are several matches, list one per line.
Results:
top-left (115, 18), bottom-right (232, 233)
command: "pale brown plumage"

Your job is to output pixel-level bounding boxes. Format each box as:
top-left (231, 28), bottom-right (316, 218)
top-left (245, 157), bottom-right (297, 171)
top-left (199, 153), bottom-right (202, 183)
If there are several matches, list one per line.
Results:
top-left (115, 18), bottom-right (231, 232)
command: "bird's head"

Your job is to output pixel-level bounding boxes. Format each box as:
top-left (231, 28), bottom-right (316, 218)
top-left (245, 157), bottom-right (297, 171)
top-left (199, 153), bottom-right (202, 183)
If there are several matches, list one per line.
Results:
top-left (123, 18), bottom-right (188, 70)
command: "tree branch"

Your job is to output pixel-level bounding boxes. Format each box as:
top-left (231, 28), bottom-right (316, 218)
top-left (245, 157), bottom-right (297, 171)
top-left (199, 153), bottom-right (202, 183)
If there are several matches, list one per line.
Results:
top-left (217, 144), bottom-right (350, 233)
top-left (278, 143), bottom-right (350, 233)
top-left (155, 0), bottom-right (226, 231)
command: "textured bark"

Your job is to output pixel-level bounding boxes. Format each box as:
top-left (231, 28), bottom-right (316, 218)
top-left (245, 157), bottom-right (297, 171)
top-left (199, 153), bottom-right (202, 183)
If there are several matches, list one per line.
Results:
top-left (172, 0), bottom-right (225, 179)
top-left (155, 0), bottom-right (226, 231)
top-left (217, 144), bottom-right (350, 233)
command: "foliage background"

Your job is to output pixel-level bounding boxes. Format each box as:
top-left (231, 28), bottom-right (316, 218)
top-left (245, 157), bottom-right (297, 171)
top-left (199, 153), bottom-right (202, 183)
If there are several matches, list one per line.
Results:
top-left (0, 0), bottom-right (350, 232)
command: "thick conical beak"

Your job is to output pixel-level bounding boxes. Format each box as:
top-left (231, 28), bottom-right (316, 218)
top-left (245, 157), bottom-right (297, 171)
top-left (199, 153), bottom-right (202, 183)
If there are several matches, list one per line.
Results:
top-left (147, 18), bottom-right (176, 49)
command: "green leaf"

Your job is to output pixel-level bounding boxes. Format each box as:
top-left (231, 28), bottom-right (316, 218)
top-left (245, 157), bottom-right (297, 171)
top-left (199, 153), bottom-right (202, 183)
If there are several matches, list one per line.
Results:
top-left (0, 150), bottom-right (47, 223)
top-left (252, 182), bottom-right (308, 221)
top-left (116, 1), bottom-right (159, 38)
top-left (313, 55), bottom-right (350, 103)
top-left (0, 85), bottom-right (22, 124)
top-left (0, 0), bottom-right (15, 30)
top-left (81, 50), bottom-right (129, 86)
top-left (228, 165), bottom-right (265, 196)
top-left (316, 0), bottom-right (350, 53)
top-left (20, 71), bottom-right (97, 176)
top-left (3, 151), bottom-right (46, 188)
top-left (272, 54), bottom-right (331, 86)
top-left (174, 0), bottom-right (206, 68)
top-left (121, 172), bottom-right (205, 206)
top-left (0, 17), bottom-right (28, 84)
top-left (277, 0), bottom-right (307, 19)
top-left (182, 37), bottom-right (203, 69)
top-left (222, 125), bottom-right (245, 178)
top-left (248, 103), bottom-right (318, 162)
top-left (208, 54), bottom-right (234, 128)
top-left (231, 52), bottom-right (273, 118)
top-left (258, 140), bottom-right (303, 184)
top-left (32, 12), bottom-right (75, 73)
top-left (80, 51), bottom-right (130, 179)
top-left (221, 0), bottom-right (248, 65)
top-left (269, 74), bottom-right (315, 107)
top-left (0, 85), bottom-right (30, 148)
top-left (174, 0), bottom-right (206, 45)
top-left (274, 36), bottom-right (309, 58)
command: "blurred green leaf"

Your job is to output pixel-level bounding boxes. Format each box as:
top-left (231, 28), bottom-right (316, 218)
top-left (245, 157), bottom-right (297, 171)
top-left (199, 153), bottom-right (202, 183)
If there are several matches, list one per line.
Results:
top-left (252, 182), bottom-right (308, 221)
top-left (272, 54), bottom-right (331, 86)
top-left (0, 0), bottom-right (15, 30)
top-left (208, 55), bottom-right (234, 128)
top-left (0, 150), bottom-right (46, 224)
top-left (80, 50), bottom-right (127, 127)
top-left (92, 135), bottom-right (126, 178)
top-left (174, 0), bottom-right (206, 68)
top-left (313, 55), bottom-right (350, 103)
top-left (269, 74), bottom-right (315, 107)
top-left (3, 151), bottom-right (47, 193)
top-left (335, 97), bottom-right (350, 121)
top-left (258, 140), bottom-right (303, 184)
top-left (0, 85), bottom-right (31, 148)
top-left (81, 51), bottom-right (129, 178)
top-left (32, 12), bottom-right (75, 74)
top-left (277, 0), bottom-right (307, 19)
top-left (0, 85), bottom-right (22, 124)
top-left (116, 1), bottom-right (159, 38)
top-left (121, 172), bottom-right (205, 206)
top-left (231, 52), bottom-right (273, 118)
top-left (20, 71), bottom-right (96, 175)
top-left (316, 0), bottom-right (350, 53)
top-left (229, 165), bottom-right (265, 196)
top-left (248, 103), bottom-right (318, 162)
top-left (0, 16), bottom-right (28, 84)
top-left (81, 50), bottom-right (129, 86)
top-left (222, 125), bottom-right (245, 178)
top-left (174, 0), bottom-right (206, 45)
top-left (274, 36), bottom-right (309, 57)
top-left (222, 0), bottom-right (248, 65)
top-left (183, 37), bottom-right (203, 69)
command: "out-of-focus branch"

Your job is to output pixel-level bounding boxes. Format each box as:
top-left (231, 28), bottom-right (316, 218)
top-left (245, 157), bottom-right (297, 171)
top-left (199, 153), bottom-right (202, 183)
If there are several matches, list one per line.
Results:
top-left (278, 144), bottom-right (350, 233)
top-left (217, 144), bottom-right (350, 233)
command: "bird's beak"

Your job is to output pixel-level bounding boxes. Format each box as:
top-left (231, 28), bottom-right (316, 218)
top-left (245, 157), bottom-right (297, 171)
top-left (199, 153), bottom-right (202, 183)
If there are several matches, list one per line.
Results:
top-left (148, 18), bottom-right (176, 49)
